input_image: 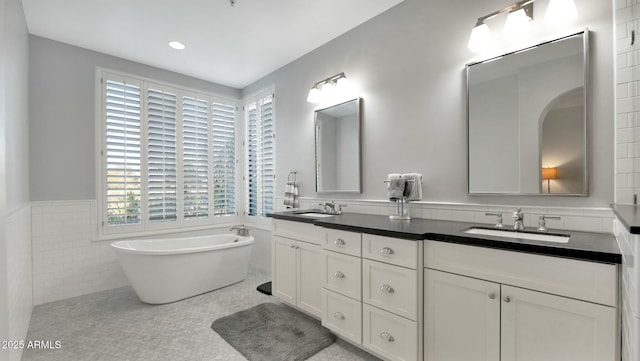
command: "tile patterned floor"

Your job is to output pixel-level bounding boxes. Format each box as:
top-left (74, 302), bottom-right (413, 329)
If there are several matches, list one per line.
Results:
top-left (22, 268), bottom-right (381, 361)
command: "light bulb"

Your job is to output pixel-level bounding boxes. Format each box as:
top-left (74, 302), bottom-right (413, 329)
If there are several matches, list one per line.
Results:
top-left (544, 0), bottom-right (577, 27)
top-left (468, 23), bottom-right (493, 52)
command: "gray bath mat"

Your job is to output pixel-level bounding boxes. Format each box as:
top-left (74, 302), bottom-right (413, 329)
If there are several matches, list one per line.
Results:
top-left (211, 303), bottom-right (336, 361)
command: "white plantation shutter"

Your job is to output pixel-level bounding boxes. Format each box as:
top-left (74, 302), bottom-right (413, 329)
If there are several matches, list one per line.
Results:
top-left (183, 96), bottom-right (209, 220)
top-left (260, 95), bottom-right (274, 215)
top-left (212, 102), bottom-right (236, 216)
top-left (100, 70), bottom-right (240, 234)
top-left (146, 86), bottom-right (177, 223)
top-left (247, 103), bottom-right (259, 216)
top-left (246, 92), bottom-right (275, 217)
top-left (104, 78), bottom-right (142, 226)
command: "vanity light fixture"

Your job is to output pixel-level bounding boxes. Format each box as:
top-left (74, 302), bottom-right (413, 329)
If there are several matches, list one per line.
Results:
top-left (468, 0), bottom-right (578, 52)
top-left (542, 167), bottom-right (558, 193)
top-left (306, 72), bottom-right (355, 104)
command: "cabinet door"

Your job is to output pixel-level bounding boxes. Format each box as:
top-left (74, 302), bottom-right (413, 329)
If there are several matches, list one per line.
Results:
top-left (424, 269), bottom-right (500, 361)
top-left (297, 241), bottom-right (322, 317)
top-left (501, 285), bottom-right (617, 361)
top-left (272, 236), bottom-right (297, 305)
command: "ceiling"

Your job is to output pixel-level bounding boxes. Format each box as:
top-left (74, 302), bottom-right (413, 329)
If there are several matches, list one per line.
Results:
top-left (21, 0), bottom-right (404, 89)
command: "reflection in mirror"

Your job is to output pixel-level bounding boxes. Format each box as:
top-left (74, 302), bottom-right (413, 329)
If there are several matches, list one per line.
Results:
top-left (467, 31), bottom-right (588, 195)
top-left (315, 98), bottom-right (361, 193)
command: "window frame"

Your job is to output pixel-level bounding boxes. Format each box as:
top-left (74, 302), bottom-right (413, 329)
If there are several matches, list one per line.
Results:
top-left (96, 68), bottom-right (242, 239)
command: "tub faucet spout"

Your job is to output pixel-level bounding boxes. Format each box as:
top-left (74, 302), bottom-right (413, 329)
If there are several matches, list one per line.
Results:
top-left (230, 225), bottom-right (250, 237)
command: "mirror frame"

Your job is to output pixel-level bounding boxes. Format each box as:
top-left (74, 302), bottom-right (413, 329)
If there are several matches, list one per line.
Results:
top-left (315, 98), bottom-right (362, 194)
top-left (466, 30), bottom-right (589, 196)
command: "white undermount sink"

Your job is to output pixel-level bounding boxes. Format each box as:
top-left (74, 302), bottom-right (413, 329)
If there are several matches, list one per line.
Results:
top-left (296, 212), bottom-right (337, 218)
top-left (464, 227), bottom-right (570, 243)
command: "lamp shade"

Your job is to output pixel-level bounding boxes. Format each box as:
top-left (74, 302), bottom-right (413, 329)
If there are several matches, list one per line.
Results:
top-left (306, 86), bottom-right (321, 103)
top-left (541, 167), bottom-right (558, 180)
top-left (468, 23), bottom-right (492, 52)
top-left (544, 0), bottom-right (577, 27)
top-left (503, 8), bottom-right (532, 39)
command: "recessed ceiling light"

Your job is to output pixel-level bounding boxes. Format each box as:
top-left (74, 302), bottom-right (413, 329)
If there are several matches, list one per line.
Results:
top-left (169, 41), bottom-right (186, 50)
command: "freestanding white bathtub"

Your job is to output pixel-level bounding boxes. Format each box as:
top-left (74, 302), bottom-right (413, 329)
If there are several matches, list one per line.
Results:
top-left (111, 233), bottom-right (254, 304)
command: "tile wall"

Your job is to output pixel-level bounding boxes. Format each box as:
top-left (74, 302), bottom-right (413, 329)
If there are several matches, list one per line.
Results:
top-left (31, 201), bottom-right (128, 305)
top-left (275, 197), bottom-right (615, 233)
top-left (6, 205), bottom-right (32, 361)
top-left (616, 0), bottom-right (640, 204)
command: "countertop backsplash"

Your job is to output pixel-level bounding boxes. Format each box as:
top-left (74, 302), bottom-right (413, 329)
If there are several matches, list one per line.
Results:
top-left (274, 197), bottom-right (615, 234)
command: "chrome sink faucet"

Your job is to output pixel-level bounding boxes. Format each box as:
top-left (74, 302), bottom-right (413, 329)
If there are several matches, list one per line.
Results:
top-left (512, 208), bottom-right (524, 231)
top-left (319, 201), bottom-right (336, 214)
top-left (318, 201), bottom-right (346, 215)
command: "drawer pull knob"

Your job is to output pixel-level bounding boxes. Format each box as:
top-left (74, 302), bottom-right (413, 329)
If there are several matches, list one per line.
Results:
top-left (380, 247), bottom-right (395, 256)
top-left (488, 293), bottom-right (496, 300)
top-left (380, 332), bottom-right (395, 342)
top-left (333, 312), bottom-right (345, 320)
top-left (334, 271), bottom-right (345, 279)
top-left (380, 284), bottom-right (395, 293)
top-left (290, 245), bottom-right (296, 249)
top-left (503, 296), bottom-right (511, 303)
top-left (334, 239), bottom-right (346, 247)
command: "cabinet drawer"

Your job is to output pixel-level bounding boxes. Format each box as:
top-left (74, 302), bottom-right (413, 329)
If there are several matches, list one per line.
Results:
top-left (322, 289), bottom-right (362, 345)
top-left (273, 219), bottom-right (324, 245)
top-left (363, 304), bottom-right (418, 361)
top-left (322, 250), bottom-right (362, 300)
top-left (363, 259), bottom-right (418, 320)
top-left (324, 229), bottom-right (362, 256)
top-left (363, 234), bottom-right (418, 269)
top-left (424, 240), bottom-right (618, 306)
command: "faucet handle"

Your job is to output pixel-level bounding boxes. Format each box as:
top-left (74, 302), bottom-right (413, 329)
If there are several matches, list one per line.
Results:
top-left (337, 204), bottom-right (347, 214)
top-left (537, 215), bottom-right (561, 232)
top-left (485, 212), bottom-right (504, 229)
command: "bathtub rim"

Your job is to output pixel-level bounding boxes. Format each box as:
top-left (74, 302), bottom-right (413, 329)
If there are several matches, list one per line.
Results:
top-left (110, 234), bottom-right (254, 256)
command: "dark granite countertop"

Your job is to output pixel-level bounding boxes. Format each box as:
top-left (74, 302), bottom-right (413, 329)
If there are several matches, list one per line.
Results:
top-left (612, 203), bottom-right (640, 234)
top-left (268, 210), bottom-right (621, 264)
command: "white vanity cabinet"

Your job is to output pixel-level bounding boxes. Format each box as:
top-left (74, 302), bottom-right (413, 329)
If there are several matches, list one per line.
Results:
top-left (362, 234), bottom-right (422, 361)
top-left (321, 228), bottom-right (423, 361)
top-left (272, 220), bottom-right (323, 318)
top-left (424, 240), bottom-right (618, 361)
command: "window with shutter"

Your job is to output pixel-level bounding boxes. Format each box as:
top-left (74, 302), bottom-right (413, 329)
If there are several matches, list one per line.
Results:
top-left (99, 70), bottom-right (240, 235)
top-left (246, 92), bottom-right (275, 217)
top-left (105, 78), bottom-right (142, 226)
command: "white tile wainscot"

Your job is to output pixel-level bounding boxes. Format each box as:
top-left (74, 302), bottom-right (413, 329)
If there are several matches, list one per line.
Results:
top-left (7, 204), bottom-right (33, 361)
top-left (31, 200), bottom-right (128, 305)
top-left (276, 197), bottom-right (615, 234)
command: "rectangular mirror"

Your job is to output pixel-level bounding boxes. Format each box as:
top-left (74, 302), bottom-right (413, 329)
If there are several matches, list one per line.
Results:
top-left (315, 98), bottom-right (361, 193)
top-left (467, 31), bottom-right (588, 196)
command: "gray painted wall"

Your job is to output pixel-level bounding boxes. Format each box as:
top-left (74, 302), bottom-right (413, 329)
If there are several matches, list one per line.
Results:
top-left (29, 36), bottom-right (241, 201)
top-left (243, 0), bottom-right (614, 208)
top-left (5, 0), bottom-right (29, 212)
